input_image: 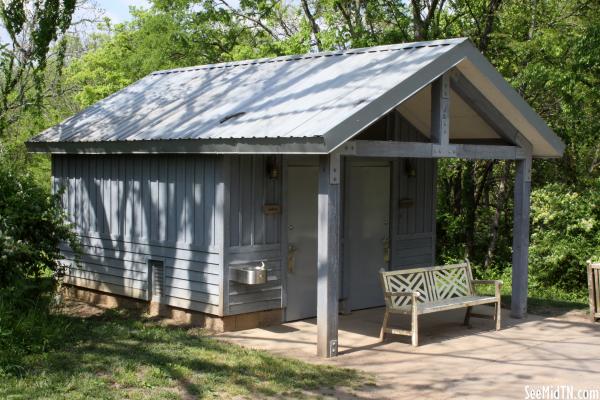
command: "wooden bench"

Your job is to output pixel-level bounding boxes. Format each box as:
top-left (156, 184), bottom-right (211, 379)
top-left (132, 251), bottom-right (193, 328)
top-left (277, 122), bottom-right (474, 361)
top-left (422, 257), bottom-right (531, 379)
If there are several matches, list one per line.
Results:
top-left (588, 262), bottom-right (600, 322)
top-left (379, 261), bottom-right (502, 346)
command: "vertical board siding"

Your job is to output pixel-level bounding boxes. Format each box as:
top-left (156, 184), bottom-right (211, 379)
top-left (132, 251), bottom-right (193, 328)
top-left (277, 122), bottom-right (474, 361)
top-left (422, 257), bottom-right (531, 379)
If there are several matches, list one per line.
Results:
top-left (229, 155), bottom-right (282, 247)
top-left (54, 154), bottom-right (223, 314)
top-left (390, 112), bottom-right (437, 269)
top-left (226, 155), bottom-right (283, 315)
top-left (205, 159), bottom-right (217, 248)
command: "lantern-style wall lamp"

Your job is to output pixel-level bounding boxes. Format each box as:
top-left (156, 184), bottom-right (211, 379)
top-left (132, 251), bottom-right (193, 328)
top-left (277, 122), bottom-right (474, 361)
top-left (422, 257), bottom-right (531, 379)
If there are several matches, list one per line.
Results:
top-left (404, 159), bottom-right (416, 177)
top-left (266, 156), bottom-right (279, 179)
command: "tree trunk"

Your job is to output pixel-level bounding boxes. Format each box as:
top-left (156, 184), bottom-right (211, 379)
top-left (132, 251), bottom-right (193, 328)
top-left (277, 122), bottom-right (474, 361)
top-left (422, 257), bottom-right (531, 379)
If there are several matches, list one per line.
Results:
top-left (411, 0), bottom-right (426, 40)
top-left (478, 0), bottom-right (503, 53)
top-left (484, 161), bottom-right (511, 268)
top-left (410, 0), bottom-right (441, 40)
top-left (301, 0), bottom-right (322, 51)
top-left (463, 160), bottom-right (476, 259)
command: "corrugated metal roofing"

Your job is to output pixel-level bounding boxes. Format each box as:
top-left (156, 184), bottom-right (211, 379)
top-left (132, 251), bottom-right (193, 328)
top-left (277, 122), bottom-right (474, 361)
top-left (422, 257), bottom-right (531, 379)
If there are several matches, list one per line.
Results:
top-left (28, 37), bottom-right (564, 157)
top-left (31, 39), bottom-right (464, 141)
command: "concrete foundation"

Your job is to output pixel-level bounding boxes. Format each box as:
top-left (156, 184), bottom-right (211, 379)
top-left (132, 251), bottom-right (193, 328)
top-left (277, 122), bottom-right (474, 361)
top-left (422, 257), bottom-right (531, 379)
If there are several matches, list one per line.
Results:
top-left (62, 284), bottom-right (283, 332)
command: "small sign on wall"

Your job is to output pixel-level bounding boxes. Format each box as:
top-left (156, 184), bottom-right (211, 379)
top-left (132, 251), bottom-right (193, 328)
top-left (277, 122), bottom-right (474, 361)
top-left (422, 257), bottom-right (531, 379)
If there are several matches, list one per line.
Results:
top-left (263, 204), bottom-right (281, 215)
top-left (399, 198), bottom-right (414, 208)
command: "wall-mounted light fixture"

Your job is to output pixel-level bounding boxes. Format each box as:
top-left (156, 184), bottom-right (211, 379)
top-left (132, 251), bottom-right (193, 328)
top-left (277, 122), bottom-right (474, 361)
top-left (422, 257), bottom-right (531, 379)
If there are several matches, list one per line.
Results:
top-left (404, 160), bottom-right (416, 177)
top-left (266, 156), bottom-right (279, 179)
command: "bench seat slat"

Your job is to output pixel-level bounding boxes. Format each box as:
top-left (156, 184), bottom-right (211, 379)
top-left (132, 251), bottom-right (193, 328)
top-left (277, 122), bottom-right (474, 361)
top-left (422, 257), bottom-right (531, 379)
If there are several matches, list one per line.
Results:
top-left (388, 295), bottom-right (498, 315)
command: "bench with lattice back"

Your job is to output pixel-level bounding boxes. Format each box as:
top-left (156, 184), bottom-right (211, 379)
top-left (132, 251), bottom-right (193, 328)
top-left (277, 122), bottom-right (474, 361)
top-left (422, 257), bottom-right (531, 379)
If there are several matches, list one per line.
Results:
top-left (379, 261), bottom-right (502, 346)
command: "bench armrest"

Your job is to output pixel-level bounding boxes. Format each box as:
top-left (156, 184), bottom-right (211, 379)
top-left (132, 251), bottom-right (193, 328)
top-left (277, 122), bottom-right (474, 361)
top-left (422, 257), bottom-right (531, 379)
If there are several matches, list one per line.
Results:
top-left (472, 280), bottom-right (503, 285)
top-left (472, 280), bottom-right (502, 298)
top-left (383, 291), bottom-right (421, 314)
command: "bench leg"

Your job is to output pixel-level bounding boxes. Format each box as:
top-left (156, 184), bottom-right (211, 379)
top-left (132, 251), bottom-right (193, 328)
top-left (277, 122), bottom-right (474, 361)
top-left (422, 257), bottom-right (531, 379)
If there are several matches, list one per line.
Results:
top-left (463, 306), bottom-right (472, 327)
top-left (380, 310), bottom-right (389, 341)
top-left (411, 312), bottom-right (419, 347)
top-left (495, 301), bottom-right (501, 330)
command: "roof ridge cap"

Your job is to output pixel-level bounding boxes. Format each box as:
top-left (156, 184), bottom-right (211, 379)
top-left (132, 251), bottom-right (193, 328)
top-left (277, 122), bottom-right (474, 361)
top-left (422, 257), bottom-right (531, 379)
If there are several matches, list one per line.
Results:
top-left (150, 37), bottom-right (468, 76)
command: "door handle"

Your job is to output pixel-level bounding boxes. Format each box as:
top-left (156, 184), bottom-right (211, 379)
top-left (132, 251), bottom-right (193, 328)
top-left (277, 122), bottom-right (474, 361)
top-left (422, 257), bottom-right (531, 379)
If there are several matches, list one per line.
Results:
top-left (287, 244), bottom-right (297, 273)
top-left (383, 238), bottom-right (390, 264)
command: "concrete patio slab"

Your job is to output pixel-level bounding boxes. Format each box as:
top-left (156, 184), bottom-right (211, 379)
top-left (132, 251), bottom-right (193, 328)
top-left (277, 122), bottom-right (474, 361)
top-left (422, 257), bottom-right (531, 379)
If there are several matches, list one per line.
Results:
top-left (218, 307), bottom-right (600, 399)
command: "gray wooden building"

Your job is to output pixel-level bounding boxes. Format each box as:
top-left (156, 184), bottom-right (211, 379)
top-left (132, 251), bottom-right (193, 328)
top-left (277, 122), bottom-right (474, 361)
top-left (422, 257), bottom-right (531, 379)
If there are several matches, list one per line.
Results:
top-left (28, 38), bottom-right (564, 357)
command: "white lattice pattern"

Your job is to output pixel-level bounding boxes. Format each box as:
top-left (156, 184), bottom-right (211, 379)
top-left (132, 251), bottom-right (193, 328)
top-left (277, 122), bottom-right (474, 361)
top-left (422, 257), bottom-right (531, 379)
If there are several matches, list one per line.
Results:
top-left (385, 273), bottom-right (433, 306)
top-left (381, 263), bottom-right (474, 307)
top-left (433, 267), bottom-right (471, 299)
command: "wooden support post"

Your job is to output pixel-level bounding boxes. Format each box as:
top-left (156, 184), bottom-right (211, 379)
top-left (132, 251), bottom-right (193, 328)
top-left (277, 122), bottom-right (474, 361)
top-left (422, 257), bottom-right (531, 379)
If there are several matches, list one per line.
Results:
top-left (587, 263), bottom-right (594, 322)
top-left (317, 154), bottom-right (341, 357)
top-left (588, 263), bottom-right (600, 322)
top-left (511, 156), bottom-right (532, 318)
top-left (431, 73), bottom-right (450, 146)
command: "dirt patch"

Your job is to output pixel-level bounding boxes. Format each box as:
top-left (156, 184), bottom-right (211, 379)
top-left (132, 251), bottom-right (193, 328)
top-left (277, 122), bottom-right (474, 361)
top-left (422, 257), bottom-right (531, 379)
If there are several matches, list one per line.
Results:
top-left (57, 298), bottom-right (108, 318)
top-left (528, 303), bottom-right (590, 321)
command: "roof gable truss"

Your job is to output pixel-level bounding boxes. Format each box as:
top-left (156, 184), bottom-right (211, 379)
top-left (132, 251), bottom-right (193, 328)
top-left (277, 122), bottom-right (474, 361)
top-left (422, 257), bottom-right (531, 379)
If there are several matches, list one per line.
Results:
top-left (449, 70), bottom-right (532, 151)
top-left (337, 71), bottom-right (531, 167)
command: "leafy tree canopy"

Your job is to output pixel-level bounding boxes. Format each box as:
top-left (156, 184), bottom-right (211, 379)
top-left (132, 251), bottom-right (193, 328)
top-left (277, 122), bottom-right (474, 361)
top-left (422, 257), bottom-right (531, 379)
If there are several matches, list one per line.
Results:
top-left (0, 0), bottom-right (77, 137)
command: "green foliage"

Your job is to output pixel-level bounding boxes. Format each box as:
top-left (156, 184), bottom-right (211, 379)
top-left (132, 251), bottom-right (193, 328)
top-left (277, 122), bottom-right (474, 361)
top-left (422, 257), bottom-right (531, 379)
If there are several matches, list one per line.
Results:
top-left (0, 157), bottom-right (79, 289)
top-left (529, 182), bottom-right (600, 291)
top-left (474, 266), bottom-right (588, 314)
top-left (494, 0), bottom-right (600, 184)
top-left (434, 0), bottom-right (599, 295)
top-left (0, 0), bottom-right (77, 133)
top-left (67, 3), bottom-right (306, 108)
top-left (0, 285), bottom-right (72, 375)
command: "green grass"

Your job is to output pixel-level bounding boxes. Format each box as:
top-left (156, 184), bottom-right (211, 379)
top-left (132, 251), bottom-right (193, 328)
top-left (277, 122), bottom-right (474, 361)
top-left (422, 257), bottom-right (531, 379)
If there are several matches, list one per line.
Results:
top-left (0, 306), bottom-right (368, 399)
top-left (500, 287), bottom-right (588, 316)
top-left (498, 294), bottom-right (587, 316)
top-left (473, 267), bottom-right (589, 316)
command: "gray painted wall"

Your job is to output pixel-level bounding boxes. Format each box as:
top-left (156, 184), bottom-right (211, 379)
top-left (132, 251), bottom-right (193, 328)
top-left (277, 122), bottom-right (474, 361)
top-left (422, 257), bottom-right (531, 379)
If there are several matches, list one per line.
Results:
top-left (225, 155), bottom-right (283, 315)
top-left (389, 112), bottom-right (437, 269)
top-left (53, 111), bottom-right (436, 318)
top-left (221, 110), bottom-right (437, 317)
top-left (54, 154), bottom-right (224, 315)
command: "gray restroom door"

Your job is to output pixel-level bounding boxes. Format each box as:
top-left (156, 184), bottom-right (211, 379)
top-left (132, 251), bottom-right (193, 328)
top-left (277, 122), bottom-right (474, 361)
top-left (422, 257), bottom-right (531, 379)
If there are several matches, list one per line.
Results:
top-left (285, 165), bottom-right (319, 321)
top-left (346, 162), bottom-right (391, 310)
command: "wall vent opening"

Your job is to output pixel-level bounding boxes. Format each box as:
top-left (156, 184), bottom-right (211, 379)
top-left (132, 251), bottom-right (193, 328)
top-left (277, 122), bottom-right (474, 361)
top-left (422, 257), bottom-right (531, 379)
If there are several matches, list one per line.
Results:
top-left (148, 259), bottom-right (164, 302)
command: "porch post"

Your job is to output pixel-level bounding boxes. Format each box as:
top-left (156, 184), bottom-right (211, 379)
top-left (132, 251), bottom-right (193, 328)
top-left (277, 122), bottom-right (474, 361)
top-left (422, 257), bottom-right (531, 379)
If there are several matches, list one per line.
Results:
top-left (511, 156), bottom-right (532, 318)
top-left (317, 154), bottom-right (341, 357)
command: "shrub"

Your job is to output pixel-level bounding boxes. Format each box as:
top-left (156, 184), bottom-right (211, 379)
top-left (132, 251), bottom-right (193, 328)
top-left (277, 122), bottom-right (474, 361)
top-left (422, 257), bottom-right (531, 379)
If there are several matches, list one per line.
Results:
top-left (0, 158), bottom-right (79, 292)
top-left (0, 156), bottom-right (79, 374)
top-left (529, 181), bottom-right (600, 292)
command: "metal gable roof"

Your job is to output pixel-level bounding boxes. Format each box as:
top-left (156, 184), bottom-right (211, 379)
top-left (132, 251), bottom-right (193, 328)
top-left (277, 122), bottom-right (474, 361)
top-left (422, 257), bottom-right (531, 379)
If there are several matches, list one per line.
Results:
top-left (28, 37), bottom-right (564, 157)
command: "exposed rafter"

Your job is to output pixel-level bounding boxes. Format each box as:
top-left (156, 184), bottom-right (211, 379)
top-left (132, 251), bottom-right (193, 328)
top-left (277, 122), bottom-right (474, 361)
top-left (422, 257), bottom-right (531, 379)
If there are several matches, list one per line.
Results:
top-left (449, 70), bottom-right (532, 152)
